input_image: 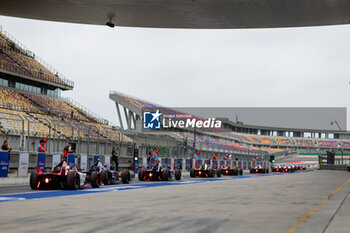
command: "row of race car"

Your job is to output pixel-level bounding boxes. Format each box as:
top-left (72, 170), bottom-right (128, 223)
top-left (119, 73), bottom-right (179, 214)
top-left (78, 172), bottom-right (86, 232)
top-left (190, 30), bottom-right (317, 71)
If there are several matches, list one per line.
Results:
top-left (271, 165), bottom-right (306, 173)
top-left (30, 159), bottom-right (131, 190)
top-left (29, 158), bottom-right (307, 190)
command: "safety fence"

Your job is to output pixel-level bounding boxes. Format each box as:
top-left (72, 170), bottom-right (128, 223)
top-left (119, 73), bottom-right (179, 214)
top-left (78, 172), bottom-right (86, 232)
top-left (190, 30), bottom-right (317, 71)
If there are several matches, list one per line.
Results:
top-left (0, 150), bottom-right (269, 178)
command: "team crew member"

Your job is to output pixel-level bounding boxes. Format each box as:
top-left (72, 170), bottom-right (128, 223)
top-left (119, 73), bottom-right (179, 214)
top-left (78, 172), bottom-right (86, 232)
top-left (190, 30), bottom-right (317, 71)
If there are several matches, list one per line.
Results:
top-left (62, 143), bottom-right (73, 160)
top-left (112, 146), bottom-right (119, 171)
top-left (193, 150), bottom-right (200, 169)
top-left (37, 137), bottom-right (48, 153)
top-left (222, 154), bottom-right (231, 168)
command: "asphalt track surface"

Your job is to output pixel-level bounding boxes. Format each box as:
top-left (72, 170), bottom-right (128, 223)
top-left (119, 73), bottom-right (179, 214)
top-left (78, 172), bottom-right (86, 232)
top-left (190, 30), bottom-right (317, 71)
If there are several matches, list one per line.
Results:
top-left (0, 170), bottom-right (349, 233)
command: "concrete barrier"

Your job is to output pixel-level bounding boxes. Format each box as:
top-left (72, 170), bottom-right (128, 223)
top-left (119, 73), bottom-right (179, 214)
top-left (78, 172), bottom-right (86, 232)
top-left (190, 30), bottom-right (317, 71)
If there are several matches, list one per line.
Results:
top-left (319, 164), bottom-right (348, 171)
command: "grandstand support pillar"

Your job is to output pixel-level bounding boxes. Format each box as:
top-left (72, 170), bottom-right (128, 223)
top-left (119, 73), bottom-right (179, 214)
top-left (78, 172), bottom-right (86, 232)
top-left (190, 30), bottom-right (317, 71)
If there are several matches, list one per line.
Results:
top-left (104, 128), bottom-right (108, 155)
top-left (167, 138), bottom-right (169, 157)
top-left (51, 121), bottom-right (56, 153)
top-left (130, 111), bottom-right (136, 130)
top-left (123, 106), bottom-right (131, 130)
top-left (77, 125), bottom-right (81, 155)
top-left (115, 103), bottom-right (124, 129)
top-left (27, 120), bottom-right (30, 152)
top-left (17, 114), bottom-right (25, 152)
top-left (87, 127), bottom-right (90, 156)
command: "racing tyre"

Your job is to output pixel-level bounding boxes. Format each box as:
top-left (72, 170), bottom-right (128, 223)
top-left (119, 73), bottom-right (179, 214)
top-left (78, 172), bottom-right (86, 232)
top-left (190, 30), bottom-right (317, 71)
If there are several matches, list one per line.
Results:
top-left (102, 170), bottom-right (112, 185)
top-left (216, 169), bottom-right (221, 177)
top-left (122, 170), bottom-right (130, 184)
top-left (91, 171), bottom-right (100, 188)
top-left (162, 169), bottom-right (169, 181)
top-left (138, 167), bottom-right (145, 181)
top-left (67, 171), bottom-right (80, 190)
top-left (190, 168), bottom-right (195, 177)
top-left (240, 169), bottom-right (243, 176)
top-left (30, 171), bottom-right (39, 190)
top-left (175, 170), bottom-right (181, 180)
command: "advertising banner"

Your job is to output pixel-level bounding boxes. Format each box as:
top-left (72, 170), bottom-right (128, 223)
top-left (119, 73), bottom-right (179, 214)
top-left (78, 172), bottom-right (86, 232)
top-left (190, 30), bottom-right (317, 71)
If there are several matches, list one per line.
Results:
top-left (182, 158), bottom-right (186, 172)
top-left (93, 155), bottom-right (100, 163)
top-left (143, 157), bottom-right (147, 168)
top-left (67, 154), bottom-right (75, 168)
top-left (177, 158), bottom-right (181, 170)
top-left (150, 157), bottom-right (155, 169)
top-left (0, 151), bottom-right (9, 177)
top-left (18, 152), bottom-right (29, 177)
top-left (80, 154), bottom-right (87, 171)
top-left (37, 153), bottom-right (46, 173)
top-left (164, 158), bottom-right (168, 169)
top-left (105, 156), bottom-right (111, 168)
top-left (52, 154), bottom-right (61, 170)
top-left (188, 159), bottom-right (192, 171)
top-left (170, 158), bottom-right (175, 171)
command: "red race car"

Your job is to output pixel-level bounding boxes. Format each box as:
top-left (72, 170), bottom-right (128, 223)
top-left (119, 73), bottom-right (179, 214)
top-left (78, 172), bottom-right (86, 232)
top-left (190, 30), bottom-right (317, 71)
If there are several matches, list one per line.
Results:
top-left (347, 164), bottom-right (350, 172)
top-left (250, 165), bottom-right (269, 174)
top-left (30, 160), bottom-right (94, 190)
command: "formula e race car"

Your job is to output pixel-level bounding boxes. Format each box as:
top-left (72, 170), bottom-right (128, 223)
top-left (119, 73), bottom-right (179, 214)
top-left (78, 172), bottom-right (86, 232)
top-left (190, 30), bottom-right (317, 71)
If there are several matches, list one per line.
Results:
top-left (272, 165), bottom-right (283, 172)
top-left (282, 165), bottom-right (295, 173)
top-left (220, 165), bottom-right (243, 176)
top-left (86, 160), bottom-right (131, 188)
top-left (347, 164), bottom-right (350, 172)
top-left (30, 160), bottom-right (88, 190)
top-left (296, 165), bottom-right (306, 171)
top-left (190, 163), bottom-right (221, 178)
top-left (250, 165), bottom-right (269, 174)
top-left (138, 163), bottom-right (181, 181)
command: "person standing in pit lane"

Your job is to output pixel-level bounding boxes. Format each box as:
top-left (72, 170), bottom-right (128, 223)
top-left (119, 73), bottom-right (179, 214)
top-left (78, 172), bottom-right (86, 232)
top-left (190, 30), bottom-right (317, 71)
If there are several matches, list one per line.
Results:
top-left (37, 137), bottom-right (48, 153)
top-left (112, 146), bottom-right (119, 171)
top-left (193, 150), bottom-right (200, 169)
top-left (152, 148), bottom-right (160, 170)
top-left (62, 142), bottom-right (73, 160)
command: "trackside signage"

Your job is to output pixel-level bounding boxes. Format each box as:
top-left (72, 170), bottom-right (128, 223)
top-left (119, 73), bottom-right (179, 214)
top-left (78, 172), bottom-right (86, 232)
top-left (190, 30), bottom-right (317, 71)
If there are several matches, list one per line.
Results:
top-left (0, 151), bottom-right (9, 177)
top-left (143, 109), bottom-right (222, 130)
top-left (18, 153), bottom-right (29, 177)
top-left (37, 153), bottom-right (46, 173)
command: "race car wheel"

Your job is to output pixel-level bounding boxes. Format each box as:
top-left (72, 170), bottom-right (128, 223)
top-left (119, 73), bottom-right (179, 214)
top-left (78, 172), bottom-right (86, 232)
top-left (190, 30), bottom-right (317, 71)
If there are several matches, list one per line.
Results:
top-left (30, 171), bottom-right (39, 190)
top-left (216, 169), bottom-right (221, 177)
top-left (101, 170), bottom-right (112, 185)
top-left (138, 167), bottom-right (145, 181)
top-left (240, 169), bottom-right (243, 176)
top-left (250, 169), bottom-right (253, 174)
top-left (91, 171), bottom-right (100, 188)
top-left (121, 170), bottom-right (130, 184)
top-left (266, 168), bottom-right (269, 174)
top-left (67, 171), bottom-right (80, 190)
top-left (175, 170), bottom-right (181, 180)
top-left (190, 168), bottom-right (195, 177)
top-left (162, 169), bottom-right (169, 181)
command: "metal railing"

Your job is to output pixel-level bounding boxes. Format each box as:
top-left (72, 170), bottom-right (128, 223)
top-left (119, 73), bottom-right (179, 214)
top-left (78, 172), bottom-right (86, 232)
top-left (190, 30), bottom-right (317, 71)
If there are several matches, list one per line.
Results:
top-left (0, 27), bottom-right (74, 88)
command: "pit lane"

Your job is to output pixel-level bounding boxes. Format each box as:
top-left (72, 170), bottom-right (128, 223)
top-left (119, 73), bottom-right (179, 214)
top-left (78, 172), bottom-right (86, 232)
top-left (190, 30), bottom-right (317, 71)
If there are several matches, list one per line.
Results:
top-left (0, 170), bottom-right (349, 233)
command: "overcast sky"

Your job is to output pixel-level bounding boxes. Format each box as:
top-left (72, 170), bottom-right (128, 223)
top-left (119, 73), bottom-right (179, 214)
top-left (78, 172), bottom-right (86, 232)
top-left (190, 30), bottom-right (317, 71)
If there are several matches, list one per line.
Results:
top-left (1, 15), bottom-right (350, 129)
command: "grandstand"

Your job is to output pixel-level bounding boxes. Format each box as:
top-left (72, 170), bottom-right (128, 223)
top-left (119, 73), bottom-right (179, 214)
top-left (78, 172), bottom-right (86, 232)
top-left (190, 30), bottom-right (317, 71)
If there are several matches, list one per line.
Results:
top-left (110, 91), bottom-right (350, 155)
top-left (0, 27), bottom-right (133, 155)
top-left (2, 25), bottom-right (350, 160)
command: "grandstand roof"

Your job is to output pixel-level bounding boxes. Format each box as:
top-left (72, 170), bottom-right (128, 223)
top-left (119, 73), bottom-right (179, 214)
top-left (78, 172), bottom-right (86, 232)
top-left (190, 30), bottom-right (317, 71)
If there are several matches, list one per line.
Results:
top-left (219, 118), bottom-right (349, 134)
top-left (0, 28), bottom-right (74, 90)
top-left (1, 0), bottom-right (350, 29)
